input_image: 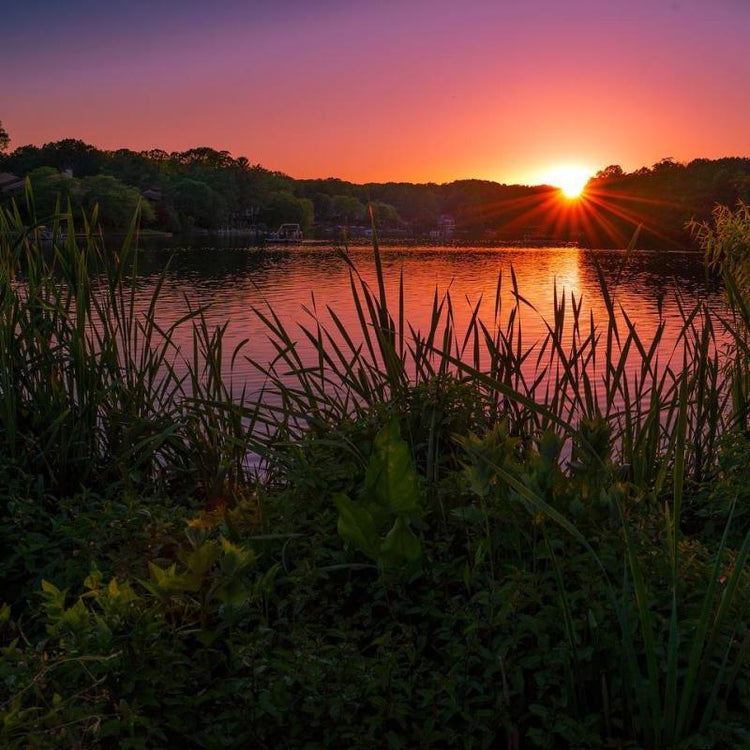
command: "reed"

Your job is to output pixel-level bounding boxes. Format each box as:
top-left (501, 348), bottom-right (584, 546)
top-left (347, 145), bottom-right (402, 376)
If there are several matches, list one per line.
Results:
top-left (2, 195), bottom-right (749, 747)
top-left (255, 218), bottom-right (737, 490)
top-left (0, 196), bottom-right (264, 504)
top-left (247, 209), bottom-right (750, 746)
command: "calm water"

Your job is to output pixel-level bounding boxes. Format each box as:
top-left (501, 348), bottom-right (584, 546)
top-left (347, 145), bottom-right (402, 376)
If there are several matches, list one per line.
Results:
top-left (131, 240), bottom-right (722, 397)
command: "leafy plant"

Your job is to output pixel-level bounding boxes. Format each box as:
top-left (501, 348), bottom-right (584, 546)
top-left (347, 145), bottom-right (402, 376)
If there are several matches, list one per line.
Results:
top-left (334, 418), bottom-right (422, 571)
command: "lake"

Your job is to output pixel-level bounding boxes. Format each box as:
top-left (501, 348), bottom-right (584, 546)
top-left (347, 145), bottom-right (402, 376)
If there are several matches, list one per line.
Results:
top-left (131, 240), bottom-right (722, 399)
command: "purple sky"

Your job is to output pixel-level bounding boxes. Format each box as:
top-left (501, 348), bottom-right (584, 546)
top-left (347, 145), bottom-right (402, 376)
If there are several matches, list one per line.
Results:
top-left (2, 0), bottom-right (749, 183)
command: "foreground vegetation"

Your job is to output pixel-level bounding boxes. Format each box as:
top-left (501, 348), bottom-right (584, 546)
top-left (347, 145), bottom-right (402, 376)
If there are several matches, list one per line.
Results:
top-left (2, 200), bottom-right (750, 748)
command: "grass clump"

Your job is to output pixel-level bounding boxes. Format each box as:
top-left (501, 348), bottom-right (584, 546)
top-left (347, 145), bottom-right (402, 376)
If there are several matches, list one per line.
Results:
top-left (2, 199), bottom-right (750, 748)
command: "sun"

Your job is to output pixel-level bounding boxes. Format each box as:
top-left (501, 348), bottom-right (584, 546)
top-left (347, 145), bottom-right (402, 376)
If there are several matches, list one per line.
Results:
top-left (543, 165), bottom-right (593, 199)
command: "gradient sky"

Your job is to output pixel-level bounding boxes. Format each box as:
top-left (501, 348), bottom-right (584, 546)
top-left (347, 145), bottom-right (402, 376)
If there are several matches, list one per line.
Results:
top-left (2, 0), bottom-right (749, 184)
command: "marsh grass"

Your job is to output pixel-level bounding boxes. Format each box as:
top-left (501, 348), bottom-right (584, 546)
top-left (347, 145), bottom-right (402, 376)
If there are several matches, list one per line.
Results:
top-left (248, 210), bottom-right (750, 745)
top-left (256, 216), bottom-right (736, 489)
top-left (2, 196), bottom-right (750, 747)
top-left (0, 197), bottom-right (265, 503)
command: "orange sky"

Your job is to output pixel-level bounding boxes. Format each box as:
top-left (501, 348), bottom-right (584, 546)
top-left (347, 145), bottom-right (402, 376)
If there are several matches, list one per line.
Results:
top-left (2, 0), bottom-right (749, 185)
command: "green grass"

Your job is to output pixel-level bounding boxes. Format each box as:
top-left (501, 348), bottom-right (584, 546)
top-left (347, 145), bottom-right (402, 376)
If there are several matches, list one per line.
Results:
top-left (1, 196), bottom-right (750, 748)
top-left (0, 197), bottom-right (267, 503)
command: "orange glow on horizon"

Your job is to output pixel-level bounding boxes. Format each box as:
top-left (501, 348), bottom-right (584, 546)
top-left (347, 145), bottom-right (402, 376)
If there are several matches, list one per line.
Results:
top-left (459, 163), bottom-right (682, 249)
top-left (3, 2), bottom-right (750, 186)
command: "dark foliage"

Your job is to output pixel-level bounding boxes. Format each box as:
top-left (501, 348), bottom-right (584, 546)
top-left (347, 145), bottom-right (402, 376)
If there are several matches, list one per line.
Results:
top-left (2, 140), bottom-right (749, 243)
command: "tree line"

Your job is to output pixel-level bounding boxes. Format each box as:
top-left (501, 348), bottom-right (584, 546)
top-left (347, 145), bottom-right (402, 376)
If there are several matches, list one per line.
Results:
top-left (1, 125), bottom-right (748, 246)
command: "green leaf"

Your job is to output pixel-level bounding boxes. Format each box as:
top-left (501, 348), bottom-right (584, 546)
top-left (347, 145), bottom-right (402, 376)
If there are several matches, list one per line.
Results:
top-left (450, 505), bottom-right (487, 526)
top-left (142, 562), bottom-right (187, 597)
top-left (215, 578), bottom-right (250, 607)
top-left (59, 598), bottom-right (91, 633)
top-left (380, 516), bottom-right (421, 567)
top-left (40, 580), bottom-right (67, 627)
top-left (83, 564), bottom-right (103, 592)
top-left (363, 418), bottom-right (419, 515)
top-left (180, 540), bottom-right (222, 578)
top-left (539, 429), bottom-right (563, 473)
top-left (220, 538), bottom-right (255, 577)
top-left (334, 492), bottom-right (380, 560)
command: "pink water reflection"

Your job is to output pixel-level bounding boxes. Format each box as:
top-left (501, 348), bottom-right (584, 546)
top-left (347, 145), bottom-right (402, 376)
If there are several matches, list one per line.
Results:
top-left (131, 244), bottom-right (722, 402)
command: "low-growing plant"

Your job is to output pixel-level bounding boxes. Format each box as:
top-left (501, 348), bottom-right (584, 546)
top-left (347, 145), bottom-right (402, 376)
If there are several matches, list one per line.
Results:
top-left (333, 418), bottom-right (423, 572)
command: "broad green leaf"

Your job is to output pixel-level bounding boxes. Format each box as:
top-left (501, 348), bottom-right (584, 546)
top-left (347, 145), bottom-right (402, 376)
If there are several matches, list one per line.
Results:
top-left (334, 492), bottom-right (380, 560)
top-left (148, 562), bottom-right (178, 587)
top-left (539, 429), bottom-right (563, 473)
top-left (381, 516), bottom-right (422, 566)
top-left (144, 562), bottom-right (187, 596)
top-left (100, 578), bottom-right (139, 619)
top-left (220, 538), bottom-right (255, 576)
top-left (180, 540), bottom-right (222, 578)
top-left (363, 418), bottom-right (419, 515)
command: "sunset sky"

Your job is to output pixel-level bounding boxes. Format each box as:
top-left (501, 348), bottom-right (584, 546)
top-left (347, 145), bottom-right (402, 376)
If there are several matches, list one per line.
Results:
top-left (3, 0), bottom-right (749, 185)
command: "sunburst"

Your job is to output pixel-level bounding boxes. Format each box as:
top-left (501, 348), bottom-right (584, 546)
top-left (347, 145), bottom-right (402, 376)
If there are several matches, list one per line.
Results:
top-left (542, 165), bottom-right (593, 199)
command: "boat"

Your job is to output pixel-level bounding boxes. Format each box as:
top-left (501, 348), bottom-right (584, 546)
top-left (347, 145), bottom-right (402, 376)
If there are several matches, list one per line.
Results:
top-left (267, 223), bottom-right (303, 242)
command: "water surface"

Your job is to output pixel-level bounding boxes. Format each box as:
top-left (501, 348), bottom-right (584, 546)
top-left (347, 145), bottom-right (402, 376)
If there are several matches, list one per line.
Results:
top-left (131, 241), bottom-right (721, 397)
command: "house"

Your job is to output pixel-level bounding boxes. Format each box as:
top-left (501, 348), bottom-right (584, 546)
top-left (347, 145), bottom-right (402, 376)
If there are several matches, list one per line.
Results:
top-left (429, 214), bottom-right (455, 241)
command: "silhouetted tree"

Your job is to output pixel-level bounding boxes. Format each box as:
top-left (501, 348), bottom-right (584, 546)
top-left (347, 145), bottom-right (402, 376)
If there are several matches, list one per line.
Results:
top-left (80, 175), bottom-right (155, 228)
top-left (170, 178), bottom-right (228, 229)
top-left (4, 136), bottom-right (750, 247)
top-left (370, 201), bottom-right (401, 227)
top-left (38, 139), bottom-right (104, 176)
top-left (263, 191), bottom-right (313, 232)
top-left (331, 195), bottom-right (366, 223)
top-left (0, 121), bottom-right (9, 153)
top-left (595, 165), bottom-right (624, 180)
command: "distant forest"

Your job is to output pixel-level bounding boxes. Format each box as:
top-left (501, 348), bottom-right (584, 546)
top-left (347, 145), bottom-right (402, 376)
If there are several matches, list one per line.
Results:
top-left (1, 137), bottom-right (749, 248)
